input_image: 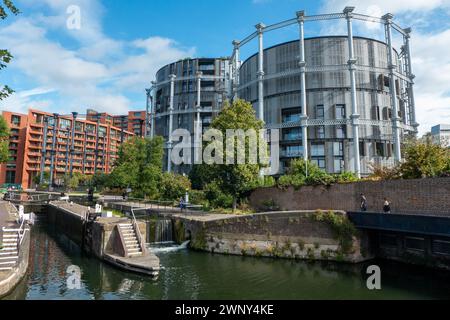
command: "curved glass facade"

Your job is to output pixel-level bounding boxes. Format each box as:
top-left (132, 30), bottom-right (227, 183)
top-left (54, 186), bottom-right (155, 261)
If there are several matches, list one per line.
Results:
top-left (238, 36), bottom-right (415, 175)
top-left (153, 58), bottom-right (230, 174)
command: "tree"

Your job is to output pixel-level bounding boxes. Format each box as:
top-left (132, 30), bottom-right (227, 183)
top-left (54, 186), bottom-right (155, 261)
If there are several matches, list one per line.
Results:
top-left (159, 173), bottom-right (191, 201)
top-left (206, 99), bottom-right (266, 211)
top-left (400, 139), bottom-right (450, 179)
top-left (108, 136), bottom-right (164, 198)
top-left (1, 1), bottom-right (20, 100)
top-left (33, 171), bottom-right (50, 186)
top-left (64, 174), bottom-right (79, 191)
top-left (0, 115), bottom-right (9, 163)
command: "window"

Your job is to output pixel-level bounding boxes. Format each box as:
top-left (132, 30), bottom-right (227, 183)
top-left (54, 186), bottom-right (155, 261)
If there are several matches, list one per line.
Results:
top-left (334, 159), bottom-right (344, 173)
top-left (335, 104), bottom-right (346, 119)
top-left (282, 113), bottom-right (301, 123)
top-left (359, 142), bottom-right (366, 156)
top-left (11, 115), bottom-right (21, 126)
top-left (311, 144), bottom-right (325, 157)
top-left (316, 105), bottom-right (324, 119)
top-left (5, 171), bottom-right (16, 184)
top-left (375, 142), bottom-right (385, 157)
top-left (59, 119), bottom-right (71, 130)
top-left (98, 126), bottom-right (107, 138)
top-left (311, 158), bottom-right (326, 169)
top-left (336, 126), bottom-right (346, 139)
top-left (284, 128), bottom-right (301, 141)
top-left (283, 145), bottom-right (303, 157)
top-left (333, 142), bottom-right (343, 156)
top-left (316, 126), bottom-right (325, 139)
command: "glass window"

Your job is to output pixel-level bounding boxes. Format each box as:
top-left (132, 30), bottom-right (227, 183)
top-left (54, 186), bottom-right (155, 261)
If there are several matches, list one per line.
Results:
top-left (334, 159), bottom-right (343, 173)
top-left (11, 115), bottom-right (21, 126)
top-left (59, 119), bottom-right (71, 130)
top-left (311, 158), bottom-right (326, 169)
top-left (316, 105), bottom-right (324, 119)
top-left (336, 126), bottom-right (346, 139)
top-left (316, 126), bottom-right (325, 139)
top-left (333, 142), bottom-right (343, 156)
top-left (335, 104), bottom-right (346, 119)
top-left (311, 144), bottom-right (325, 157)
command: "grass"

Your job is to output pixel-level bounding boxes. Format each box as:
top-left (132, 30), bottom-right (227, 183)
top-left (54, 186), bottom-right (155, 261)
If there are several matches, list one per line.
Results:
top-left (104, 208), bottom-right (127, 218)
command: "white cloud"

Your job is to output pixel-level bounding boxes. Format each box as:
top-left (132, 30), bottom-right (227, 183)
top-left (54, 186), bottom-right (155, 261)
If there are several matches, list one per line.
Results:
top-left (0, 0), bottom-right (195, 116)
top-left (320, 0), bottom-right (450, 135)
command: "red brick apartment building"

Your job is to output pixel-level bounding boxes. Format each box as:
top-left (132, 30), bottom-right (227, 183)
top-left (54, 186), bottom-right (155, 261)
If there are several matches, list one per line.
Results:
top-left (87, 109), bottom-right (147, 137)
top-left (0, 109), bottom-right (135, 189)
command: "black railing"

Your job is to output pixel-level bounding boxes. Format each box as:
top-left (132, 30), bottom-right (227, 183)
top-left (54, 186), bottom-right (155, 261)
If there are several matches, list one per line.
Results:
top-left (347, 212), bottom-right (450, 237)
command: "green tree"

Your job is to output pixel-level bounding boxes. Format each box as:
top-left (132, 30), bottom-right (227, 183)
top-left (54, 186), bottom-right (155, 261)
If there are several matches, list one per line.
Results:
top-left (400, 139), bottom-right (450, 179)
top-left (206, 99), bottom-right (266, 211)
top-left (0, 115), bottom-right (9, 163)
top-left (108, 136), bottom-right (164, 198)
top-left (33, 171), bottom-right (50, 186)
top-left (64, 174), bottom-right (79, 191)
top-left (159, 173), bottom-right (191, 201)
top-left (1, 1), bottom-right (20, 100)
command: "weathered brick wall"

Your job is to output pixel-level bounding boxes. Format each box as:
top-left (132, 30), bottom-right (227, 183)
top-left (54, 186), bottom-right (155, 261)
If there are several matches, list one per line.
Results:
top-left (249, 178), bottom-right (450, 216)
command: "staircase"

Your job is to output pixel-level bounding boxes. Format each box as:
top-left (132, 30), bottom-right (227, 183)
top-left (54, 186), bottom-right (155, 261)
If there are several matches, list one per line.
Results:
top-left (0, 230), bottom-right (19, 271)
top-left (118, 223), bottom-right (143, 257)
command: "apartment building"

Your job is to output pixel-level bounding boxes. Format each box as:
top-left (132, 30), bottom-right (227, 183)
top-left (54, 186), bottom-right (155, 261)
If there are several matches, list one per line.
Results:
top-left (87, 109), bottom-right (148, 137)
top-left (0, 109), bottom-right (134, 189)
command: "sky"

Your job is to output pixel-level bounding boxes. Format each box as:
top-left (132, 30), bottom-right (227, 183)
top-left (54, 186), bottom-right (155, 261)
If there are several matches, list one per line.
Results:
top-left (0, 0), bottom-right (449, 135)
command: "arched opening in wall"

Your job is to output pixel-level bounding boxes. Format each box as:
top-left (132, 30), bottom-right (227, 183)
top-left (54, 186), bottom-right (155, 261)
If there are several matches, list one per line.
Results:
top-left (186, 230), bottom-right (192, 241)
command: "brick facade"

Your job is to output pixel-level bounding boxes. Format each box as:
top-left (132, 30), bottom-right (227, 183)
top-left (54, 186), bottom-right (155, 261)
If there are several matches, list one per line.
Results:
top-left (249, 178), bottom-right (450, 216)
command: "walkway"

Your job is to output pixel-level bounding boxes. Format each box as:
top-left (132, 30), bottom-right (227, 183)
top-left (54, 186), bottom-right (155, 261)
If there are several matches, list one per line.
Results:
top-left (347, 211), bottom-right (450, 237)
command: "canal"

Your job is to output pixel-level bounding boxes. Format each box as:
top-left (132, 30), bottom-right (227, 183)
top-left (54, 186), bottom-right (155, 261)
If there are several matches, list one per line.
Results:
top-left (3, 224), bottom-right (450, 300)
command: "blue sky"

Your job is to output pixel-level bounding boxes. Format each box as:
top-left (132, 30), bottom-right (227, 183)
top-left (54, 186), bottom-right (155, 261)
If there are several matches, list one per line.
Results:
top-left (0, 0), bottom-right (449, 134)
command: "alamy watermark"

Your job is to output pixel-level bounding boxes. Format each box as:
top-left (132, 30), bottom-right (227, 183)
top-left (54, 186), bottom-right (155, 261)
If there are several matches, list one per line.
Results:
top-left (170, 124), bottom-right (281, 174)
top-left (66, 5), bottom-right (81, 30)
top-left (67, 265), bottom-right (81, 290)
top-left (366, 265), bottom-right (381, 290)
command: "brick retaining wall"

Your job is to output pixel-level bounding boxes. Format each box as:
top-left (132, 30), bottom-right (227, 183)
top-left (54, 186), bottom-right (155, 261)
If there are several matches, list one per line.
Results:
top-left (249, 178), bottom-right (450, 216)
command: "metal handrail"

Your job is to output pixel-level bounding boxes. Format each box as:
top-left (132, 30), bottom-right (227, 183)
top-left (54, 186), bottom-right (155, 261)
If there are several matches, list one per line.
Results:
top-left (130, 208), bottom-right (147, 254)
top-left (3, 218), bottom-right (29, 260)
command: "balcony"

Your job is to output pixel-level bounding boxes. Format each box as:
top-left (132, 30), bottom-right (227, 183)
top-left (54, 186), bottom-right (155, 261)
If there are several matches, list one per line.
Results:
top-left (282, 114), bottom-right (301, 124)
top-left (281, 149), bottom-right (303, 158)
top-left (283, 133), bottom-right (302, 141)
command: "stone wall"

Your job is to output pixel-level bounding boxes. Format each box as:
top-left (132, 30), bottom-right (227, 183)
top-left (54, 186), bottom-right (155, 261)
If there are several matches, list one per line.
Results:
top-left (172, 211), bottom-right (371, 263)
top-left (249, 178), bottom-right (450, 216)
top-left (47, 204), bottom-right (84, 245)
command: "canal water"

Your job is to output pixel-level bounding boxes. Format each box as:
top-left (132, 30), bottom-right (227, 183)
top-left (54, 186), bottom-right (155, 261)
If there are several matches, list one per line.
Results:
top-left (3, 225), bottom-right (450, 300)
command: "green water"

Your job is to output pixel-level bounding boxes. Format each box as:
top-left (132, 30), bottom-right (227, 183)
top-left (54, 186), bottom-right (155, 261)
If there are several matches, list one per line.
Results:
top-left (4, 225), bottom-right (450, 300)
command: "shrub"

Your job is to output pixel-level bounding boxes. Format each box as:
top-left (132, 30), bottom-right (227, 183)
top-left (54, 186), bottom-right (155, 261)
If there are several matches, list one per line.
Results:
top-left (334, 171), bottom-right (359, 183)
top-left (159, 173), bottom-right (191, 201)
top-left (311, 210), bottom-right (357, 254)
top-left (204, 181), bottom-right (234, 208)
top-left (188, 189), bottom-right (206, 205)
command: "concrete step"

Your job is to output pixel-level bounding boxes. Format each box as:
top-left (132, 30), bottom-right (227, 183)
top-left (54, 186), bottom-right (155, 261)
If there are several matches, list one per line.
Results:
top-left (0, 247), bottom-right (17, 251)
top-left (2, 243), bottom-right (16, 247)
top-left (127, 248), bottom-right (141, 252)
top-left (0, 267), bottom-right (13, 271)
top-left (126, 245), bottom-right (140, 250)
top-left (0, 256), bottom-right (18, 261)
top-left (0, 261), bottom-right (16, 266)
top-left (2, 238), bottom-right (17, 242)
top-left (3, 234), bottom-right (18, 238)
top-left (0, 251), bottom-right (17, 256)
top-left (119, 224), bottom-right (132, 227)
top-left (125, 240), bottom-right (138, 244)
top-left (128, 252), bottom-right (142, 257)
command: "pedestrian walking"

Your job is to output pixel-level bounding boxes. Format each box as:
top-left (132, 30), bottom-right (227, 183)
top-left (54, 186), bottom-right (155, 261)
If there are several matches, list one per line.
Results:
top-left (179, 197), bottom-right (186, 212)
top-left (360, 193), bottom-right (368, 212)
top-left (383, 198), bottom-right (391, 213)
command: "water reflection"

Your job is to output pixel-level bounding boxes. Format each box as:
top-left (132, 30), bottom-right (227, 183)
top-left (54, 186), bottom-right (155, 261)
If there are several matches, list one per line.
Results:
top-left (4, 225), bottom-right (450, 300)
